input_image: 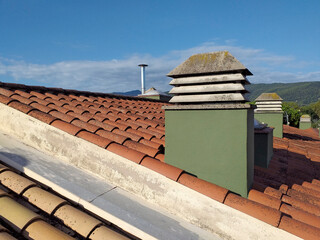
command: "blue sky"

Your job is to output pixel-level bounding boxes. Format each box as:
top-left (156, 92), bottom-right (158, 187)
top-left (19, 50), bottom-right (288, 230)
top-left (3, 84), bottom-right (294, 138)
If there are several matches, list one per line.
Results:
top-left (0, 0), bottom-right (319, 92)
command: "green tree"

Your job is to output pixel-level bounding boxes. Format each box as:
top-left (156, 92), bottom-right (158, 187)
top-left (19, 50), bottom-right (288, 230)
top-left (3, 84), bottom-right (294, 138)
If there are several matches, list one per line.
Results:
top-left (282, 102), bottom-right (302, 128)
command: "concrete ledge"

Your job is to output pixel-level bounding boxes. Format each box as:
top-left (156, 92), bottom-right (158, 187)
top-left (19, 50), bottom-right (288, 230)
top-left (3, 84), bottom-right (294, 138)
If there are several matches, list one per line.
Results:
top-left (0, 103), bottom-right (300, 240)
top-left (163, 103), bottom-right (255, 110)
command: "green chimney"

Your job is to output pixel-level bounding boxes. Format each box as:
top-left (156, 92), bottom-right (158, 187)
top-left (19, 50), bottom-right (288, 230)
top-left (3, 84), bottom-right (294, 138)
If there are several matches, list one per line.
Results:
top-left (299, 115), bottom-right (311, 129)
top-left (164, 51), bottom-right (254, 197)
top-left (254, 93), bottom-right (283, 138)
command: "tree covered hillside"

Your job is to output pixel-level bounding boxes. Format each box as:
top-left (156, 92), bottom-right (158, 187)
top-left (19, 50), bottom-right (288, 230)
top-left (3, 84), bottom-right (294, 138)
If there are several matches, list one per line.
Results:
top-left (247, 82), bottom-right (320, 105)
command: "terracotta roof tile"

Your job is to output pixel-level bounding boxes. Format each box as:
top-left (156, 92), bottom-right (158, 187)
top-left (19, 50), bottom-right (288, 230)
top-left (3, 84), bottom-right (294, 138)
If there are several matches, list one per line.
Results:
top-left (178, 173), bottom-right (229, 203)
top-left (28, 110), bottom-right (57, 125)
top-left (14, 90), bottom-right (33, 99)
top-left (0, 232), bottom-right (17, 240)
top-left (0, 94), bottom-right (17, 105)
top-left (54, 204), bottom-right (101, 237)
top-left (280, 203), bottom-right (320, 229)
top-left (287, 189), bottom-right (320, 207)
top-left (44, 92), bottom-right (65, 100)
top-left (48, 105), bottom-right (72, 114)
top-left (248, 189), bottom-right (282, 210)
top-left (50, 111), bottom-right (78, 123)
top-left (127, 119), bottom-right (150, 129)
top-left (123, 140), bottom-right (159, 157)
top-left (103, 119), bottom-right (130, 131)
top-left (140, 157), bottom-right (183, 181)
top-left (279, 184), bottom-right (289, 194)
top-left (76, 130), bottom-right (114, 148)
top-left (313, 179), bottom-right (320, 186)
top-left (7, 101), bottom-right (34, 114)
top-left (10, 95), bottom-right (36, 105)
top-left (224, 193), bottom-right (282, 227)
top-left (45, 98), bottom-right (68, 107)
top-left (96, 129), bottom-right (129, 145)
top-left (303, 181), bottom-right (320, 193)
top-left (126, 128), bottom-right (154, 140)
top-left (0, 163), bottom-right (9, 173)
top-left (0, 195), bottom-right (41, 233)
top-left (281, 195), bottom-right (320, 216)
top-left (24, 220), bottom-right (74, 240)
top-left (51, 120), bottom-right (83, 136)
top-left (279, 216), bottom-right (320, 240)
top-left (0, 88), bottom-right (17, 97)
top-left (263, 187), bottom-right (283, 199)
top-left (107, 143), bottom-right (147, 164)
top-left (113, 128), bottom-right (143, 142)
top-left (30, 91), bottom-right (50, 99)
top-left (151, 137), bottom-right (165, 146)
top-left (67, 111), bottom-right (94, 122)
top-left (88, 119), bottom-right (118, 132)
top-left (29, 97), bottom-right (54, 107)
top-left (0, 171), bottom-right (36, 195)
top-left (71, 119), bottom-right (103, 133)
top-left (88, 225), bottom-right (130, 240)
top-left (139, 138), bottom-right (163, 150)
top-left (292, 183), bottom-right (320, 199)
top-left (23, 186), bottom-right (67, 215)
top-left (155, 153), bottom-right (165, 162)
top-left (147, 126), bottom-right (165, 135)
top-left (29, 102), bottom-right (54, 113)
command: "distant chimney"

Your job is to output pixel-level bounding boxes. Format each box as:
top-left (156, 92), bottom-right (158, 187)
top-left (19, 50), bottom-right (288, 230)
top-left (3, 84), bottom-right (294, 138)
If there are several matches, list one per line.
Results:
top-left (139, 87), bottom-right (172, 102)
top-left (138, 64), bottom-right (148, 95)
top-left (164, 51), bottom-right (255, 197)
top-left (299, 115), bottom-right (311, 130)
top-left (254, 93), bottom-right (283, 138)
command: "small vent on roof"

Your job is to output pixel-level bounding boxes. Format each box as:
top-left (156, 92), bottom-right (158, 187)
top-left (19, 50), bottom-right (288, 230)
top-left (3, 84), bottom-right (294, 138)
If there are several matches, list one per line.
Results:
top-left (167, 51), bottom-right (251, 104)
top-left (138, 64), bottom-right (148, 95)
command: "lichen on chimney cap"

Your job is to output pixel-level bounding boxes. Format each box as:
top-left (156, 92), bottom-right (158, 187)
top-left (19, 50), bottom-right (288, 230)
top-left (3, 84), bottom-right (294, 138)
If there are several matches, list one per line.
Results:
top-left (255, 93), bottom-right (283, 101)
top-left (167, 51), bottom-right (252, 77)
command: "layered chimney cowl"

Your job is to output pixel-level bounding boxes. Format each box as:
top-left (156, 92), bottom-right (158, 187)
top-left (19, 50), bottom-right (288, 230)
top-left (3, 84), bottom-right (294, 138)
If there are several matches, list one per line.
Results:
top-left (254, 93), bottom-right (283, 138)
top-left (164, 51), bottom-right (255, 197)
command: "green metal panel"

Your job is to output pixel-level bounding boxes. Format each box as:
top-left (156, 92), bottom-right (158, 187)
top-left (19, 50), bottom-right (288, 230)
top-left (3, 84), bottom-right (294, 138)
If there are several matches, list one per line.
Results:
top-left (141, 95), bottom-right (161, 100)
top-left (165, 109), bottom-right (254, 197)
top-left (299, 121), bottom-right (311, 130)
top-left (254, 112), bottom-right (283, 138)
top-left (254, 130), bottom-right (273, 168)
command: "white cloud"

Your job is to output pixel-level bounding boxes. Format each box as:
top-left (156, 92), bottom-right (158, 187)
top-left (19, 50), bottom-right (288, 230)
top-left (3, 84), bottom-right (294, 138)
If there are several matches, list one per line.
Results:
top-left (0, 41), bottom-right (319, 93)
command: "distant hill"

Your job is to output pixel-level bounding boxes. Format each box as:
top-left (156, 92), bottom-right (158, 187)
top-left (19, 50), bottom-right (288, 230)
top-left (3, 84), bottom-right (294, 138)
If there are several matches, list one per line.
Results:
top-left (112, 90), bottom-right (141, 96)
top-left (247, 81), bottom-right (320, 105)
top-left (113, 81), bottom-right (320, 105)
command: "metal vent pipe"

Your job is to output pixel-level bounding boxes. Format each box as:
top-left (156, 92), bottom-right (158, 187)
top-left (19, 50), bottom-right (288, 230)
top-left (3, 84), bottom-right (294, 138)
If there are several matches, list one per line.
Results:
top-left (138, 64), bottom-right (148, 94)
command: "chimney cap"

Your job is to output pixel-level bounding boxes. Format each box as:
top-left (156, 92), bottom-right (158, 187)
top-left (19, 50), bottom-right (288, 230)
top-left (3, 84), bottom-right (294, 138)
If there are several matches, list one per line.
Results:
top-left (167, 51), bottom-right (252, 77)
top-left (138, 64), bottom-right (148, 67)
top-left (255, 93), bottom-right (283, 101)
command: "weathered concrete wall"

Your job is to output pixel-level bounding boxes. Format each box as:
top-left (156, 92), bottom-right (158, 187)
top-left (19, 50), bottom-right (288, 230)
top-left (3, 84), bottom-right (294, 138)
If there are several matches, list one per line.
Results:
top-left (0, 103), bottom-right (300, 240)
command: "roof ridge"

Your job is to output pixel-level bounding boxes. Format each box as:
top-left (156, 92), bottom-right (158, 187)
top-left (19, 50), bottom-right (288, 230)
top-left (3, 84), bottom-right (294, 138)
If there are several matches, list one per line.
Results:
top-left (0, 81), bottom-right (171, 103)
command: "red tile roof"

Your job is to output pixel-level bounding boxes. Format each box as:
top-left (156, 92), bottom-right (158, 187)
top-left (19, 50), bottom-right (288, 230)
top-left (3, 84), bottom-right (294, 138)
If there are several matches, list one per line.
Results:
top-left (0, 81), bottom-right (320, 239)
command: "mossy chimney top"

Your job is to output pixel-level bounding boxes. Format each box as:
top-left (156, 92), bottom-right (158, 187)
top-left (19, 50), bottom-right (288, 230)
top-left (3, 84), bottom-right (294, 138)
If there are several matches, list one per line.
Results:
top-left (167, 51), bottom-right (252, 77)
top-left (255, 93), bottom-right (283, 101)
